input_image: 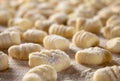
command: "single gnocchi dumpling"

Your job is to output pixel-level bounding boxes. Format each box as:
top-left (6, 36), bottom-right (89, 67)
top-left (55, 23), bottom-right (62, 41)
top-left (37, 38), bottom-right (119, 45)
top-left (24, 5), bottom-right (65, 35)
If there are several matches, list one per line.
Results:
top-left (22, 64), bottom-right (57, 81)
top-left (55, 1), bottom-right (74, 14)
top-left (95, 7), bottom-right (115, 26)
top-left (106, 37), bottom-right (120, 53)
top-left (8, 43), bottom-right (41, 60)
top-left (8, 18), bottom-right (33, 31)
top-left (49, 24), bottom-right (75, 38)
top-left (75, 47), bottom-right (112, 65)
top-left (3, 26), bottom-right (23, 36)
top-left (85, 0), bottom-right (107, 10)
top-left (23, 10), bottom-right (46, 22)
top-left (49, 13), bottom-right (68, 25)
top-left (76, 17), bottom-right (102, 34)
top-left (0, 51), bottom-right (9, 71)
top-left (29, 50), bottom-right (71, 72)
top-left (74, 3), bottom-right (97, 18)
top-left (103, 15), bottom-right (120, 39)
top-left (43, 35), bottom-right (70, 51)
top-left (93, 66), bottom-right (120, 81)
top-left (72, 30), bottom-right (99, 48)
top-left (23, 29), bottom-right (47, 43)
top-left (0, 32), bottom-right (21, 50)
top-left (35, 20), bottom-right (54, 32)
top-left (0, 10), bottom-right (13, 26)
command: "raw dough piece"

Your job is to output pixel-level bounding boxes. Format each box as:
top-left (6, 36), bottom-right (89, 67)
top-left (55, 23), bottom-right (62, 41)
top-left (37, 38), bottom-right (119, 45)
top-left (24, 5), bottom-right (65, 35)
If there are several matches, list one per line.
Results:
top-left (23, 29), bottom-right (47, 43)
top-left (29, 50), bottom-right (71, 72)
top-left (106, 37), bottom-right (120, 53)
top-left (0, 51), bottom-right (8, 71)
top-left (8, 43), bottom-right (41, 60)
top-left (75, 47), bottom-right (112, 65)
top-left (49, 24), bottom-right (75, 38)
top-left (22, 64), bottom-right (57, 81)
top-left (93, 66), bottom-right (120, 81)
top-left (72, 30), bottom-right (99, 48)
top-left (43, 35), bottom-right (70, 51)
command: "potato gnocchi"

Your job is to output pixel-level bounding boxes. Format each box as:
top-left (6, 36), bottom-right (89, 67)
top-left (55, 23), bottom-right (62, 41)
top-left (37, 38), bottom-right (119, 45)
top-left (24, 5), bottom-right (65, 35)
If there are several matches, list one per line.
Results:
top-left (23, 29), bottom-right (47, 43)
top-left (93, 66), bottom-right (120, 81)
top-left (76, 17), bottom-right (102, 34)
top-left (49, 24), bottom-right (75, 38)
top-left (29, 50), bottom-right (71, 72)
top-left (75, 47), bottom-right (112, 65)
top-left (72, 30), bottom-right (99, 48)
top-left (106, 37), bottom-right (120, 53)
top-left (0, 32), bottom-right (21, 50)
top-left (103, 15), bottom-right (120, 39)
top-left (43, 35), bottom-right (70, 51)
top-left (8, 43), bottom-right (41, 60)
top-left (22, 64), bottom-right (57, 81)
top-left (0, 51), bottom-right (8, 71)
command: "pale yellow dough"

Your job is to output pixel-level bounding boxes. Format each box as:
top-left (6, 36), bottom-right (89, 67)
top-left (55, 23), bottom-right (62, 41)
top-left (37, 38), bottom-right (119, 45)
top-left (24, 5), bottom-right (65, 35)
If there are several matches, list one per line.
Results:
top-left (29, 50), bottom-right (71, 72)
top-left (49, 13), bottom-right (68, 25)
top-left (8, 43), bottom-right (41, 60)
top-left (75, 47), bottom-right (112, 65)
top-left (49, 24), bottom-right (75, 38)
top-left (93, 66), bottom-right (120, 81)
top-left (76, 17), bottom-right (102, 34)
top-left (43, 35), bottom-right (70, 51)
top-left (35, 20), bottom-right (54, 32)
top-left (106, 37), bottom-right (120, 53)
top-left (0, 32), bottom-right (21, 50)
top-left (103, 15), bottom-right (120, 39)
top-left (0, 51), bottom-right (9, 71)
top-left (8, 18), bottom-right (33, 31)
top-left (22, 64), bottom-right (57, 81)
top-left (72, 30), bottom-right (99, 48)
top-left (23, 29), bottom-right (47, 43)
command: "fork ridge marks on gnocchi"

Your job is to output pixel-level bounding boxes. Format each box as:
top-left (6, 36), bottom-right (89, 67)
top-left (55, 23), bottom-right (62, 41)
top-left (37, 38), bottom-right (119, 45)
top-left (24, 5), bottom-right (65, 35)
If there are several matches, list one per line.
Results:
top-left (23, 29), bottom-right (47, 43)
top-left (22, 64), bottom-right (57, 81)
top-left (29, 50), bottom-right (71, 72)
top-left (8, 43), bottom-right (41, 60)
top-left (93, 66), bottom-right (120, 81)
top-left (0, 51), bottom-right (8, 71)
top-left (8, 18), bottom-right (33, 31)
top-left (49, 24), bottom-right (75, 38)
top-left (75, 47), bottom-right (112, 65)
top-left (43, 35), bottom-right (70, 51)
top-left (103, 15), bottom-right (120, 39)
top-left (76, 17), bottom-right (102, 34)
top-left (72, 30), bottom-right (99, 48)
top-left (0, 31), bottom-right (21, 50)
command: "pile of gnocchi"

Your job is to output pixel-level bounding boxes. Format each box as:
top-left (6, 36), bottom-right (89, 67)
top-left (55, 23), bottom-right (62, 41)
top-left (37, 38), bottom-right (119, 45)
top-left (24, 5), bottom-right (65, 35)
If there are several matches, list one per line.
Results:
top-left (0, 0), bottom-right (120, 81)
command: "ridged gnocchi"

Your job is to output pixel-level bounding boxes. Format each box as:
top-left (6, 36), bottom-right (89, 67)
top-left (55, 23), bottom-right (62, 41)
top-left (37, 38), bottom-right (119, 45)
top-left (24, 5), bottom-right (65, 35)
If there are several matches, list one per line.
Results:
top-left (8, 43), bottom-right (41, 60)
top-left (29, 50), bottom-right (71, 72)
top-left (103, 15), bottom-right (120, 39)
top-left (49, 13), bottom-right (68, 25)
top-left (76, 17), bottom-right (102, 34)
top-left (8, 18), bottom-right (33, 31)
top-left (75, 47), bottom-right (112, 65)
top-left (93, 66), bottom-right (120, 81)
top-left (43, 35), bottom-right (70, 51)
top-left (22, 64), bottom-right (57, 81)
top-left (106, 37), bottom-right (120, 53)
top-left (72, 30), bottom-right (99, 48)
top-left (23, 29), bottom-right (47, 43)
top-left (49, 24), bottom-right (75, 38)
top-left (0, 32), bottom-right (21, 50)
top-left (35, 20), bottom-right (54, 32)
top-left (0, 51), bottom-right (8, 71)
